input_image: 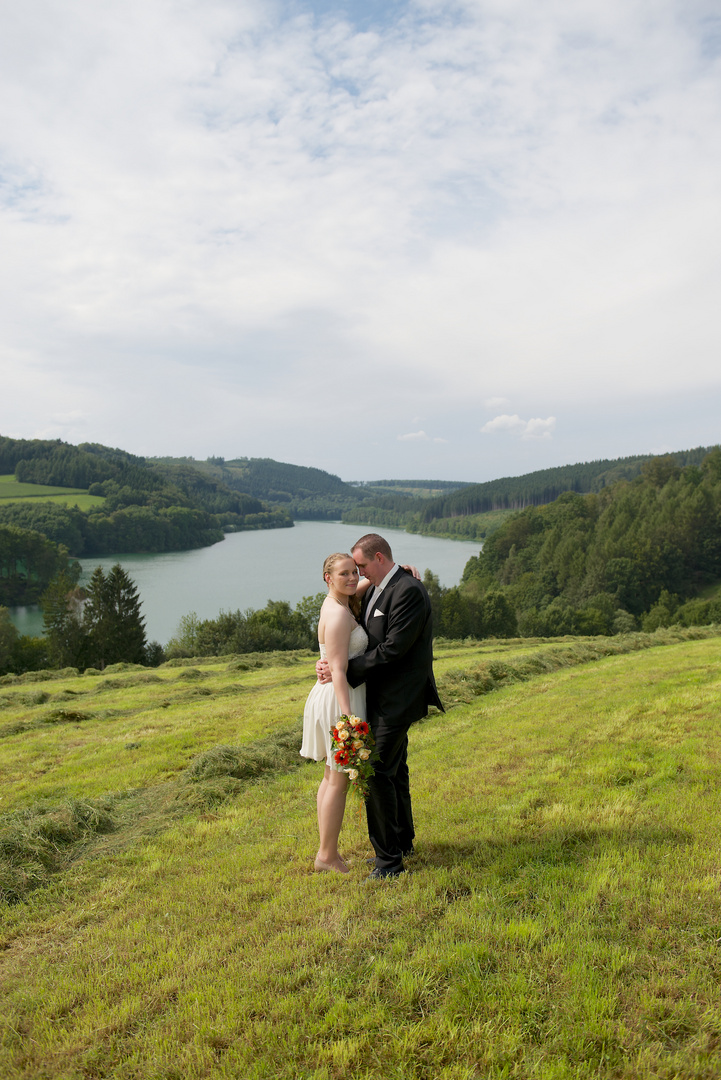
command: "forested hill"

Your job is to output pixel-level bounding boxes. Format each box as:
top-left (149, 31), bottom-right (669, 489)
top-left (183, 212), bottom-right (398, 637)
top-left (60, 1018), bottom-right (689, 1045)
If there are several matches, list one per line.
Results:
top-left (0, 436), bottom-right (291, 565)
top-left (152, 456), bottom-right (352, 496)
top-left (341, 446), bottom-right (719, 540)
top-left (150, 455), bottom-right (366, 519)
top-left (150, 459), bottom-right (474, 520)
top-left (456, 447), bottom-right (721, 637)
top-left (418, 447), bottom-right (716, 521)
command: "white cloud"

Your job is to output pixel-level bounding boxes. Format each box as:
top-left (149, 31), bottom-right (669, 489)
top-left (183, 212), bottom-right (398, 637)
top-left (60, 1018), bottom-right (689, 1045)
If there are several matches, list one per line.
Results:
top-left (1, 0), bottom-right (720, 481)
top-left (523, 417), bottom-right (557, 440)
top-left (481, 414), bottom-right (556, 440)
top-left (480, 415), bottom-right (526, 434)
top-left (396, 429), bottom-right (449, 444)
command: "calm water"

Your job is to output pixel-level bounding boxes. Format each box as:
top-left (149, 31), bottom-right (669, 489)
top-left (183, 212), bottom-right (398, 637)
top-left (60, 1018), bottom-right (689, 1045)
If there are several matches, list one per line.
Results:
top-left (9, 523), bottom-right (481, 646)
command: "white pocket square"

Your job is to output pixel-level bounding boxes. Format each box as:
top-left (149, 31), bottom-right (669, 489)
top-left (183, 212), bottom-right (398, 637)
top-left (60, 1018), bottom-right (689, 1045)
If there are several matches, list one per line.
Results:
top-left (371, 608), bottom-right (385, 618)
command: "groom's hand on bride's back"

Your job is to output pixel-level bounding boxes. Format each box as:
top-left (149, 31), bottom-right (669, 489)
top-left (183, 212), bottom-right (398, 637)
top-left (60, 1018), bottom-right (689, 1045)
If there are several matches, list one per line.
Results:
top-left (316, 659), bottom-right (332, 684)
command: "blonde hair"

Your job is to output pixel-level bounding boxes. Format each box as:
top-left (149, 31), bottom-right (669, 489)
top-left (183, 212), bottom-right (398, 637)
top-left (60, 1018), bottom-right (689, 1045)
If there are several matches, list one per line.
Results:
top-left (322, 552), bottom-right (361, 620)
top-left (322, 552), bottom-right (352, 581)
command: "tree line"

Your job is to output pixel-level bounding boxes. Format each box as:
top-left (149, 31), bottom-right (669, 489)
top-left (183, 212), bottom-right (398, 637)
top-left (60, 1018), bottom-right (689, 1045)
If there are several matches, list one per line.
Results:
top-left (1, 564), bottom-right (152, 675)
top-left (3, 442), bottom-right (720, 676)
top-left (0, 438), bottom-right (292, 580)
top-left (417, 447), bottom-right (715, 522)
top-left (0, 524), bottom-right (73, 606)
top-left (3, 445), bottom-right (720, 676)
top-left (164, 596), bottom-right (324, 658)
top-left (41, 565), bottom-right (150, 669)
top-left (0, 570), bottom-right (517, 676)
top-left (149, 456), bottom-right (471, 521)
top-left (0, 504), bottom-right (227, 563)
top-left (341, 446), bottom-right (718, 540)
top-left (152, 455), bottom-right (368, 519)
top-left (459, 450), bottom-right (721, 636)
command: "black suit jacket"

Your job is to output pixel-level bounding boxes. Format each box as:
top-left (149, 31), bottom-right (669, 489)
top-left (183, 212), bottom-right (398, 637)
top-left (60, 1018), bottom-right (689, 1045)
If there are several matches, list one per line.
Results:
top-left (346, 567), bottom-right (443, 728)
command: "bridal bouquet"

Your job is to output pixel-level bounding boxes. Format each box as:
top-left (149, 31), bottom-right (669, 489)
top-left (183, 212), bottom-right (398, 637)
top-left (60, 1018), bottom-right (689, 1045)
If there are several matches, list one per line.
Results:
top-left (330, 714), bottom-right (376, 800)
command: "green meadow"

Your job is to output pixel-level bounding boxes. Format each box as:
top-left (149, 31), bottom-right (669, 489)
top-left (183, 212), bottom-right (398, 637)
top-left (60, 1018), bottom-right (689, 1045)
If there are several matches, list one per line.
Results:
top-left (0, 475), bottom-right (105, 510)
top-left (2, 629), bottom-right (721, 1079)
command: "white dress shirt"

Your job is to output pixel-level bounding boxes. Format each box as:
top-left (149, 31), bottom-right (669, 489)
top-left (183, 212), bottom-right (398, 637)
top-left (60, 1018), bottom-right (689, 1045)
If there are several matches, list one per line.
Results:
top-left (364, 563), bottom-right (400, 624)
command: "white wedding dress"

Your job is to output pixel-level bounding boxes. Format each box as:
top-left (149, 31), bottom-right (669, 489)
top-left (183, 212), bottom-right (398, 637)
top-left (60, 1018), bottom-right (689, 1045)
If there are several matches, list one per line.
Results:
top-left (300, 622), bottom-right (368, 769)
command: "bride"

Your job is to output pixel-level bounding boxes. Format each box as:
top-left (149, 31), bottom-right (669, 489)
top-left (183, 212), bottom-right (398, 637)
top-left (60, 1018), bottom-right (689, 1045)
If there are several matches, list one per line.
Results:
top-left (300, 552), bottom-right (369, 874)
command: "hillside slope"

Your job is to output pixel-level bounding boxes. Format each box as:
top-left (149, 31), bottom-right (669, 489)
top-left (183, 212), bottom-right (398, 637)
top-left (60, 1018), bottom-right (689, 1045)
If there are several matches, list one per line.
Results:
top-left (0, 437), bottom-right (291, 561)
top-left (342, 445), bottom-right (720, 540)
top-left (1, 629), bottom-right (720, 1079)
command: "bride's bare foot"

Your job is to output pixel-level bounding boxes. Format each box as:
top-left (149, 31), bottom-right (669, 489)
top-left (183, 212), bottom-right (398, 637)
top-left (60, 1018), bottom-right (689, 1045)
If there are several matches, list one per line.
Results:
top-left (314, 855), bottom-right (350, 874)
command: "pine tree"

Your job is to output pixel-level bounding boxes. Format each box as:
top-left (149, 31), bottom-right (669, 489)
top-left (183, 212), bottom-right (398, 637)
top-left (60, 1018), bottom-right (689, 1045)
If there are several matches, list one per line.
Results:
top-left (41, 564), bottom-right (147, 670)
top-left (84, 564), bottom-right (146, 668)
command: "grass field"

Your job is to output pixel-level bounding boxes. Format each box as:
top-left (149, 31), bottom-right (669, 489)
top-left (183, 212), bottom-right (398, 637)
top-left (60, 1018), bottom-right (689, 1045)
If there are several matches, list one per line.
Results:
top-left (2, 629), bottom-right (721, 1079)
top-left (0, 475), bottom-right (105, 510)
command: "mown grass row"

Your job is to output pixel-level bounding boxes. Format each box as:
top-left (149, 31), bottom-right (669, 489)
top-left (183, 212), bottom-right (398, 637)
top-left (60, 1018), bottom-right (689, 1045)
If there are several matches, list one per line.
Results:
top-left (1, 627), bottom-right (717, 907)
top-left (436, 625), bottom-right (720, 705)
top-left (1, 634), bottom-right (720, 1078)
top-left (0, 724), bottom-right (306, 905)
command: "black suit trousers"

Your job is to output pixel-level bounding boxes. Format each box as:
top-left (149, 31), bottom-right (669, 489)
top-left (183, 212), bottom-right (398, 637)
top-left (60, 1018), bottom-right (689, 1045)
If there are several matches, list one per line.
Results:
top-left (366, 718), bottom-right (415, 870)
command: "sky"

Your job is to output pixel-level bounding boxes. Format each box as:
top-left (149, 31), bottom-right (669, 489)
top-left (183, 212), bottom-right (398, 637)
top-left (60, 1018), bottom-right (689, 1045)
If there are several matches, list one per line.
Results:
top-left (1, 0), bottom-right (720, 484)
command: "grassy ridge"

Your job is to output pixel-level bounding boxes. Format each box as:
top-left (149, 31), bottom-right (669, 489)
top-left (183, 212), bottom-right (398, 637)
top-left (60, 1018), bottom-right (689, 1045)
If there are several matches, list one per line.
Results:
top-left (2, 632), bottom-right (721, 1078)
top-left (0, 474), bottom-right (105, 510)
top-left (0, 493), bottom-right (106, 509)
top-left (0, 476), bottom-right (87, 498)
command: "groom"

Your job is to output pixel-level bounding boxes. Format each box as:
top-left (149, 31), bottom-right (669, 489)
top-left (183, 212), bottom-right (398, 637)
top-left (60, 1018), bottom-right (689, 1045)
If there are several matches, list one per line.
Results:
top-left (322, 532), bottom-right (444, 879)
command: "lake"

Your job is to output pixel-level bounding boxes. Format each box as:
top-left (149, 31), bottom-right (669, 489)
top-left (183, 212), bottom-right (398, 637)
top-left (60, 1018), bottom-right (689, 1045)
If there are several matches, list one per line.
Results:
top-left (9, 522), bottom-right (481, 646)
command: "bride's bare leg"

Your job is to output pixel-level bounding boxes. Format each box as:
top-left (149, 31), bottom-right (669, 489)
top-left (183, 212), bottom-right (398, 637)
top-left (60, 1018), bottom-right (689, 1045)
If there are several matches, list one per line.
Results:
top-left (317, 772), bottom-right (328, 834)
top-left (315, 765), bottom-right (349, 872)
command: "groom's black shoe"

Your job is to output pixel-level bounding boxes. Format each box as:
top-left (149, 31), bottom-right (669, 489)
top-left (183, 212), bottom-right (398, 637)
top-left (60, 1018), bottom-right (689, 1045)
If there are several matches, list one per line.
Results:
top-left (366, 865), bottom-right (405, 881)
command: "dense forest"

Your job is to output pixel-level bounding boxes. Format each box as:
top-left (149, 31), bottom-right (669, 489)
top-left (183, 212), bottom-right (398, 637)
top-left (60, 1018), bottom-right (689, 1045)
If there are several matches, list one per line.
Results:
top-left (342, 446), bottom-right (718, 540)
top-left (164, 596), bottom-right (323, 658)
top-left (150, 455), bottom-right (369, 520)
top-left (153, 451), bottom-right (721, 541)
top-left (450, 450), bottom-right (721, 637)
top-left (2, 435), bottom-right (720, 675)
top-left (0, 524), bottom-right (74, 606)
top-left (150, 458), bottom-right (472, 520)
top-left (418, 447), bottom-right (715, 518)
top-left (56, 444), bottom-right (721, 668)
top-left (0, 437), bottom-right (291, 575)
